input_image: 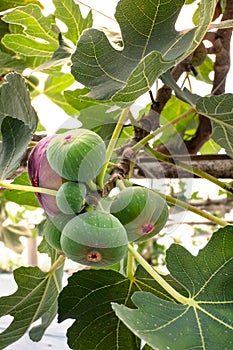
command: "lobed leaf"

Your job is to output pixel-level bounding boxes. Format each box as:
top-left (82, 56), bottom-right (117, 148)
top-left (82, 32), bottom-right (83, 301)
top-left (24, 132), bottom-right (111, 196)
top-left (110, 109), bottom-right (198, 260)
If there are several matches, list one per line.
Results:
top-left (0, 262), bottom-right (64, 348)
top-left (71, 0), bottom-right (218, 102)
top-left (0, 0), bottom-right (42, 12)
top-left (58, 266), bottom-right (186, 349)
top-left (2, 4), bottom-right (58, 58)
top-left (196, 93), bottom-right (233, 158)
top-left (112, 226), bottom-right (233, 350)
top-left (53, 0), bottom-right (93, 45)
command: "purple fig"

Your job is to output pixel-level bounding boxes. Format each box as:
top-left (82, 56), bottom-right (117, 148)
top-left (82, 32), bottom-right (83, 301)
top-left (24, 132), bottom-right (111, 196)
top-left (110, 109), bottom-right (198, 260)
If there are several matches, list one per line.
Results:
top-left (28, 135), bottom-right (63, 216)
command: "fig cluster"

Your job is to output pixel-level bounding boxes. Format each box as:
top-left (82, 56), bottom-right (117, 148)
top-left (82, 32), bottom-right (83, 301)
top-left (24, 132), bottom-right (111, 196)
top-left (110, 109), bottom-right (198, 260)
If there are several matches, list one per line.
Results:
top-left (28, 128), bottom-right (169, 267)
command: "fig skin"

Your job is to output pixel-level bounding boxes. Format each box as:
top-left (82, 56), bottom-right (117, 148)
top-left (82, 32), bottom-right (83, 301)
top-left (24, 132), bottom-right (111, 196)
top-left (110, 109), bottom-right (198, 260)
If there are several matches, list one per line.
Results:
top-left (44, 214), bottom-right (74, 251)
top-left (110, 187), bottom-right (169, 242)
top-left (56, 182), bottom-right (86, 215)
top-left (60, 211), bottom-right (128, 267)
top-left (28, 135), bottom-right (63, 216)
top-left (46, 129), bottom-right (106, 182)
top-left (44, 220), bottom-right (62, 251)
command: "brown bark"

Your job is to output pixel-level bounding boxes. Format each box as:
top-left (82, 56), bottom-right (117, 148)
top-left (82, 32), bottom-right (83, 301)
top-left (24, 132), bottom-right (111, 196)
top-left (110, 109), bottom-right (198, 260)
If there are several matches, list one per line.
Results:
top-left (135, 154), bottom-right (233, 179)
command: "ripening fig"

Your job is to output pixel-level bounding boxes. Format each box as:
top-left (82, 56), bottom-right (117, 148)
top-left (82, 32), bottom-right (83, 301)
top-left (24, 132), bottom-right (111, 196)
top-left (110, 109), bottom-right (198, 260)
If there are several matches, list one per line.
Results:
top-left (28, 136), bottom-right (63, 216)
top-left (46, 129), bottom-right (106, 182)
top-left (60, 211), bottom-right (128, 266)
top-left (110, 187), bottom-right (168, 242)
top-left (56, 182), bottom-right (86, 215)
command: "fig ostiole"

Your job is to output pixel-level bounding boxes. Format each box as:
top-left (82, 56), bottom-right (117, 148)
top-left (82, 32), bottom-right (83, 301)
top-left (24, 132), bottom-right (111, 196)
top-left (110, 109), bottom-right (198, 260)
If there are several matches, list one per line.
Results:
top-left (110, 186), bottom-right (169, 242)
top-left (28, 135), bottom-right (64, 216)
top-left (46, 129), bottom-right (106, 182)
top-left (60, 211), bottom-right (128, 267)
top-left (56, 182), bottom-right (86, 215)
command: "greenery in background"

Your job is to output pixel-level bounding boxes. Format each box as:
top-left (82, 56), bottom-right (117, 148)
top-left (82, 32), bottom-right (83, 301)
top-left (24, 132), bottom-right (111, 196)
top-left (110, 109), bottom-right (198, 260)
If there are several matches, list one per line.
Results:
top-left (0, 0), bottom-right (232, 349)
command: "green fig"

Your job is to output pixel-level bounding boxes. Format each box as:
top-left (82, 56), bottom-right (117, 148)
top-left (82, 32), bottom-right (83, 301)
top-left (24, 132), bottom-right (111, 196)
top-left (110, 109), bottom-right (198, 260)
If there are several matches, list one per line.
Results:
top-left (44, 220), bottom-right (62, 251)
top-left (46, 129), bottom-right (106, 182)
top-left (110, 187), bottom-right (168, 242)
top-left (56, 182), bottom-right (86, 215)
top-left (60, 211), bottom-right (128, 266)
top-left (44, 214), bottom-right (74, 251)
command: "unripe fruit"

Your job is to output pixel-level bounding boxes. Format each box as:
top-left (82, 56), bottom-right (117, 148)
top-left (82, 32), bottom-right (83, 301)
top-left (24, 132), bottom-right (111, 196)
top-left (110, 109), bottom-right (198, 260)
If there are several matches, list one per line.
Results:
top-left (46, 129), bottom-right (106, 182)
top-left (44, 214), bottom-right (74, 251)
top-left (56, 182), bottom-right (86, 215)
top-left (110, 187), bottom-right (168, 242)
top-left (60, 211), bottom-right (128, 266)
top-left (28, 136), bottom-right (63, 216)
top-left (44, 220), bottom-right (62, 251)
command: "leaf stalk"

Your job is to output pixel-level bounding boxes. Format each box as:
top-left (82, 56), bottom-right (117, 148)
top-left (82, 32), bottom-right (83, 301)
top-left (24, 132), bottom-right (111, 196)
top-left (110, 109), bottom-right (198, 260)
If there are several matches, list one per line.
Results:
top-left (128, 244), bottom-right (188, 304)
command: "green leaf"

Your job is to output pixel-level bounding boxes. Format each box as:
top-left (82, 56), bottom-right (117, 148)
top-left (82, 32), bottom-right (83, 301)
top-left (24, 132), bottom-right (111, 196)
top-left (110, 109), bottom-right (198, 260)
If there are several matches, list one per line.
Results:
top-left (58, 269), bottom-right (140, 350)
top-left (64, 88), bottom-right (114, 114)
top-left (0, 262), bottom-right (64, 348)
top-left (0, 50), bottom-right (26, 74)
top-left (196, 94), bottom-right (233, 157)
top-left (34, 33), bottom-right (74, 71)
top-left (0, 118), bottom-right (32, 180)
top-left (153, 95), bottom-right (198, 147)
top-left (71, 0), bottom-right (218, 102)
top-left (78, 104), bottom-right (120, 130)
top-left (195, 55), bottom-right (214, 84)
top-left (0, 222), bottom-right (30, 253)
top-left (78, 104), bottom-right (123, 141)
top-left (112, 226), bottom-right (233, 350)
top-left (141, 345), bottom-right (154, 350)
top-left (53, 0), bottom-right (93, 45)
top-left (4, 172), bottom-right (40, 207)
top-left (0, 0), bottom-right (42, 11)
top-left (0, 73), bottom-right (38, 180)
top-left (43, 72), bottom-right (77, 115)
top-left (2, 4), bottom-right (58, 58)
top-left (161, 70), bottom-right (200, 106)
top-left (199, 138), bottom-right (222, 154)
top-left (0, 73), bottom-right (37, 129)
top-left (58, 265), bottom-right (186, 349)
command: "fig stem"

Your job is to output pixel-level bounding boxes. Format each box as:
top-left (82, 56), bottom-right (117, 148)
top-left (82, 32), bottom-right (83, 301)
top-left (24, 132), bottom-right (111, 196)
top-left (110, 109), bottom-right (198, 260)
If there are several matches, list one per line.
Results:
top-left (127, 243), bottom-right (189, 305)
top-left (97, 107), bottom-right (130, 189)
top-left (116, 179), bottom-right (126, 191)
top-left (0, 181), bottom-right (57, 196)
top-left (131, 108), bottom-right (195, 153)
top-left (154, 190), bottom-right (230, 227)
top-left (127, 243), bottom-right (135, 280)
top-left (86, 180), bottom-right (98, 191)
top-left (145, 145), bottom-right (233, 195)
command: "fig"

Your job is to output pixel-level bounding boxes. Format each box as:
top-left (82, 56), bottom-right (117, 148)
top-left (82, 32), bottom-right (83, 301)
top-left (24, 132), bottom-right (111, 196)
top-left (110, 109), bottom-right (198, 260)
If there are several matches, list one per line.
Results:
top-left (60, 211), bottom-right (128, 266)
top-left (56, 182), bottom-right (86, 215)
top-left (44, 220), bottom-right (62, 251)
top-left (110, 187), bottom-right (168, 242)
top-left (44, 214), bottom-right (74, 251)
top-left (46, 129), bottom-right (106, 182)
top-left (28, 136), bottom-right (63, 216)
